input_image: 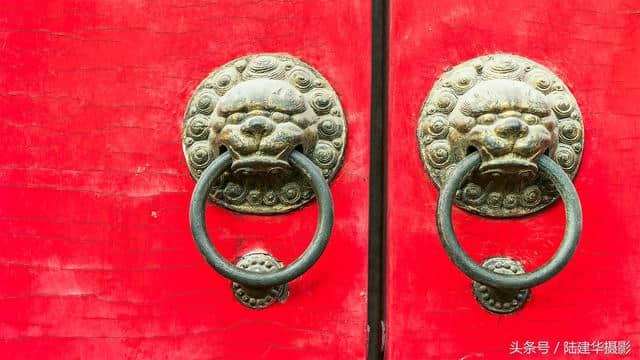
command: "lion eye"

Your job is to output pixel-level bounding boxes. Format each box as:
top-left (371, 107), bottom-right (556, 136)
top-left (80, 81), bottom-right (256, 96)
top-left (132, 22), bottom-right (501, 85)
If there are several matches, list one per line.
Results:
top-left (477, 114), bottom-right (497, 125)
top-left (523, 114), bottom-right (540, 125)
top-left (226, 112), bottom-right (246, 125)
top-left (271, 112), bottom-right (290, 123)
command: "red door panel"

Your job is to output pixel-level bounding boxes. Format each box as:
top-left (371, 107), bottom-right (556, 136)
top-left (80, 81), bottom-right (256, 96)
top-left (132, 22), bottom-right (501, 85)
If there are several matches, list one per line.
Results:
top-left (0, 1), bottom-right (371, 358)
top-left (387, 0), bottom-right (639, 359)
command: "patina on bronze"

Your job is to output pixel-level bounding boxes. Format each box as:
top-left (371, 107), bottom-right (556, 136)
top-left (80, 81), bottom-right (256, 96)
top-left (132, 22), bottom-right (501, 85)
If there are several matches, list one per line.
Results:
top-left (472, 257), bottom-right (530, 314)
top-left (437, 153), bottom-right (582, 314)
top-left (184, 54), bottom-right (341, 308)
top-left (418, 54), bottom-right (583, 217)
top-left (182, 53), bottom-right (346, 214)
top-left (189, 151), bottom-right (333, 309)
top-left (232, 252), bottom-right (289, 310)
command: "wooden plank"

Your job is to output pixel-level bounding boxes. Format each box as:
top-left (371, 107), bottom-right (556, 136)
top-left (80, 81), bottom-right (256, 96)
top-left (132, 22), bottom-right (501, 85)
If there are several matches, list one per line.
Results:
top-left (386, 0), bottom-right (640, 358)
top-left (0, 1), bottom-right (372, 358)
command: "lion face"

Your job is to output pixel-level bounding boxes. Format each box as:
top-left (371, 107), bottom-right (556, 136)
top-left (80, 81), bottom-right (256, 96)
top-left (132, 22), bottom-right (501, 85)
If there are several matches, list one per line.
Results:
top-left (448, 79), bottom-right (558, 179)
top-left (209, 79), bottom-right (319, 176)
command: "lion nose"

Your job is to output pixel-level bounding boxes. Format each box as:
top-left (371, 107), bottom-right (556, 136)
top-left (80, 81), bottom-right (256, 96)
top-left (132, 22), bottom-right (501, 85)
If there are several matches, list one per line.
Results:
top-left (241, 116), bottom-right (274, 137)
top-left (494, 118), bottom-right (528, 140)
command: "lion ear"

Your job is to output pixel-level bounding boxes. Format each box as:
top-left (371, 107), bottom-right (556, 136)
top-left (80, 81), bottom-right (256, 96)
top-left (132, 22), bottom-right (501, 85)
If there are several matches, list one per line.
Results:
top-left (209, 116), bottom-right (226, 133)
top-left (449, 112), bottom-right (476, 134)
top-left (290, 108), bottom-right (317, 130)
top-left (207, 117), bottom-right (225, 154)
top-left (446, 129), bottom-right (469, 162)
top-left (301, 125), bottom-right (319, 155)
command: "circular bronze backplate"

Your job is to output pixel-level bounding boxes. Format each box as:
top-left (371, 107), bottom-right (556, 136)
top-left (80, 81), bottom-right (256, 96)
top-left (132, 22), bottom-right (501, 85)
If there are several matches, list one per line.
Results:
top-left (472, 257), bottom-right (530, 314)
top-left (182, 53), bottom-right (346, 214)
top-left (232, 252), bottom-right (288, 309)
top-left (417, 54), bottom-right (583, 217)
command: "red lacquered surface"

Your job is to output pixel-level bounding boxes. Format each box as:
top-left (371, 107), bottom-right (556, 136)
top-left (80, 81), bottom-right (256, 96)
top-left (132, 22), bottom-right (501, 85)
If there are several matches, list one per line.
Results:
top-left (387, 1), bottom-right (640, 359)
top-left (0, 1), bottom-right (371, 358)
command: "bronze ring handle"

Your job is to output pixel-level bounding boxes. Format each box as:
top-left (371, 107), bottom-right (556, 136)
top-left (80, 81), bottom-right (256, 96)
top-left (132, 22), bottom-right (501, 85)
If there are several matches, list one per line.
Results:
top-left (189, 151), bottom-right (334, 288)
top-left (436, 153), bottom-right (582, 290)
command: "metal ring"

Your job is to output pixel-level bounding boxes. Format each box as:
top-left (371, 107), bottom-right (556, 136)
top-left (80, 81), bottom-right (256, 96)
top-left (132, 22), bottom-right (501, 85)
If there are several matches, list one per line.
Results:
top-left (189, 151), bottom-right (334, 288)
top-left (436, 153), bottom-right (582, 290)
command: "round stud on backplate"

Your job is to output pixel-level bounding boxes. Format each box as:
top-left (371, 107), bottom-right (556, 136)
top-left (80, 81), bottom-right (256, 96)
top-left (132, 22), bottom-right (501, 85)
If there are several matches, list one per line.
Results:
top-left (417, 54), bottom-right (584, 217)
top-left (472, 257), bottom-right (530, 314)
top-left (231, 252), bottom-right (288, 309)
top-left (182, 53), bottom-right (347, 214)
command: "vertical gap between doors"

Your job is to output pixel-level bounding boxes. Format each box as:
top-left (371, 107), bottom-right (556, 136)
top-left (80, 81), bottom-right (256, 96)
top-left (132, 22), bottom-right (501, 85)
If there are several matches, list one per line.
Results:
top-left (367, 0), bottom-right (388, 358)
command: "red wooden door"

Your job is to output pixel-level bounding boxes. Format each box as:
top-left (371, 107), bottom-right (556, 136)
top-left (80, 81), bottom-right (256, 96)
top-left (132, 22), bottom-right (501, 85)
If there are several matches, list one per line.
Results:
top-left (0, 1), bottom-right (371, 358)
top-left (3, 1), bottom-right (639, 359)
top-left (386, 1), bottom-right (639, 359)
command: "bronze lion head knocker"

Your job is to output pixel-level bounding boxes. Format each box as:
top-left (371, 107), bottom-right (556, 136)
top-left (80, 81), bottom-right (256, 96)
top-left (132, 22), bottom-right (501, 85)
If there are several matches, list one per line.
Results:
top-left (182, 54), bottom-right (347, 214)
top-left (418, 54), bottom-right (583, 217)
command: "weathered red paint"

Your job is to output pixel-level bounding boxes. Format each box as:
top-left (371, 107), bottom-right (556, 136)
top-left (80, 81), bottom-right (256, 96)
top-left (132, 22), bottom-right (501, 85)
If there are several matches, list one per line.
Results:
top-left (4, 0), bottom-right (640, 358)
top-left (0, 1), bottom-right (371, 358)
top-left (387, 0), bottom-right (640, 359)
